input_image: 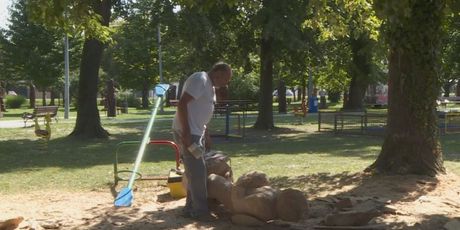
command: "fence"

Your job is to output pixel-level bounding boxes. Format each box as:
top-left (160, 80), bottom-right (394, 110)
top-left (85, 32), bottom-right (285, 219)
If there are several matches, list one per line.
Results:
top-left (318, 111), bottom-right (386, 135)
top-left (438, 111), bottom-right (460, 134)
top-left (318, 110), bottom-right (460, 135)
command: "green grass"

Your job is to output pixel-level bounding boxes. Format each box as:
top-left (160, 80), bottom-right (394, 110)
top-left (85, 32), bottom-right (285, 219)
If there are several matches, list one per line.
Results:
top-left (1, 108), bottom-right (460, 195)
top-left (0, 104), bottom-right (178, 121)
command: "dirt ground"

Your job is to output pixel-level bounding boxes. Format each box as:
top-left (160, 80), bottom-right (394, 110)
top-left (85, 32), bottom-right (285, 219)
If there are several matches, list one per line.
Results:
top-left (2, 171), bottom-right (460, 230)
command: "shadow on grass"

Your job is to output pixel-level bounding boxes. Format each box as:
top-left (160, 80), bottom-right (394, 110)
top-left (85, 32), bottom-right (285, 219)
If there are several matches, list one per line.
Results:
top-left (0, 122), bottom-right (178, 174)
top-left (219, 126), bottom-right (383, 161)
top-left (1, 119), bottom-right (459, 177)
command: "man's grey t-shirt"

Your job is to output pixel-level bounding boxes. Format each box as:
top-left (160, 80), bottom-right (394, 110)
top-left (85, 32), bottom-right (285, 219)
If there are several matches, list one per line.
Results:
top-left (172, 71), bottom-right (215, 136)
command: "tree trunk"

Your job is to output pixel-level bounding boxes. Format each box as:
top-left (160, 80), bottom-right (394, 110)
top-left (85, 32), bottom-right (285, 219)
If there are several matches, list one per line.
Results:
top-left (0, 85), bottom-right (5, 112)
top-left (344, 35), bottom-right (371, 111)
top-left (0, 98), bottom-right (4, 112)
top-left (297, 88), bottom-right (302, 102)
top-left (29, 83), bottom-right (36, 108)
top-left (344, 77), bottom-right (366, 111)
top-left (254, 35), bottom-right (274, 129)
top-left (301, 79), bottom-right (306, 102)
top-left (278, 80), bottom-right (287, 114)
top-left (70, 0), bottom-right (111, 138)
top-left (327, 91), bottom-right (338, 103)
top-left (292, 87), bottom-right (296, 102)
top-left (368, 1), bottom-right (445, 176)
top-left (42, 89), bottom-right (46, 106)
top-left (50, 89), bottom-right (56, 106)
top-left (141, 79), bottom-right (149, 109)
top-left (106, 79), bottom-right (116, 117)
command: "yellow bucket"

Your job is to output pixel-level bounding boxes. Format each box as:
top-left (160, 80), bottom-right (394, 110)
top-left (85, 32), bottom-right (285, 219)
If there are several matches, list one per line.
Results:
top-left (167, 169), bottom-right (186, 198)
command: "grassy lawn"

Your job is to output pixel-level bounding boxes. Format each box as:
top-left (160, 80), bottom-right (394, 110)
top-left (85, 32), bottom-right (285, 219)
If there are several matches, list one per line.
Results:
top-left (0, 103), bottom-right (178, 121)
top-left (1, 107), bottom-right (460, 195)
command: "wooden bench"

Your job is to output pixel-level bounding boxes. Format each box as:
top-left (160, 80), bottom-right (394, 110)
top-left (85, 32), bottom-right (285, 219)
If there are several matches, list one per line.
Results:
top-left (22, 106), bottom-right (58, 126)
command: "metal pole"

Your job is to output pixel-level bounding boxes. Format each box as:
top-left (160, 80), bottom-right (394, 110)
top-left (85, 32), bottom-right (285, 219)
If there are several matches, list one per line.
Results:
top-left (157, 24), bottom-right (164, 112)
top-left (158, 24), bottom-right (163, 83)
top-left (64, 35), bottom-right (70, 119)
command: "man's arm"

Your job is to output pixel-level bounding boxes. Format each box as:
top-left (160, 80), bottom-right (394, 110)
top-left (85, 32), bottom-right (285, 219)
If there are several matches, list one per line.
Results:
top-left (177, 92), bottom-right (194, 147)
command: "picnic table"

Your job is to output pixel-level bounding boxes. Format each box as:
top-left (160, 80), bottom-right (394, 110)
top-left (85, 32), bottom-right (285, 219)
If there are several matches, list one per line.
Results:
top-left (212, 100), bottom-right (257, 139)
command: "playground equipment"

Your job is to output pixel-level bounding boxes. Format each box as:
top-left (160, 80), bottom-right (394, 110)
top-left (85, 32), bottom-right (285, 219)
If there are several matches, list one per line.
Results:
top-left (114, 84), bottom-right (173, 207)
top-left (34, 113), bottom-right (52, 150)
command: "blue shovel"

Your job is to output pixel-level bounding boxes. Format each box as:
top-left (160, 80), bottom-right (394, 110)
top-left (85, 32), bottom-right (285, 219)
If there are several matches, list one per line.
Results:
top-left (114, 84), bottom-right (170, 207)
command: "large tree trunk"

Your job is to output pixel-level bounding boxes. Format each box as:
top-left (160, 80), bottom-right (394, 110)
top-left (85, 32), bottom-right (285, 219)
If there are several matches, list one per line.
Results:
top-left (344, 77), bottom-right (367, 110)
top-left (368, 1), bottom-right (445, 176)
top-left (344, 35), bottom-right (371, 111)
top-left (254, 35), bottom-right (274, 129)
top-left (70, 0), bottom-right (111, 138)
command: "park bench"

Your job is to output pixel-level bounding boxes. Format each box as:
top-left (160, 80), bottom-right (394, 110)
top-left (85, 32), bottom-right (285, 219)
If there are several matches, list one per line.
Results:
top-left (22, 106), bottom-right (58, 127)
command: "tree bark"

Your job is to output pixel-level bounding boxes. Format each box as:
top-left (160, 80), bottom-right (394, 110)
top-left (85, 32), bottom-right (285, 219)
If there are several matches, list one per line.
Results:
top-left (301, 79), bottom-right (306, 102)
top-left (29, 83), bottom-right (36, 108)
top-left (50, 89), bottom-right (56, 106)
top-left (344, 35), bottom-right (371, 111)
top-left (344, 77), bottom-right (366, 111)
top-left (70, 0), bottom-right (111, 138)
top-left (106, 79), bottom-right (116, 117)
top-left (0, 84), bottom-right (5, 112)
top-left (278, 80), bottom-right (287, 114)
top-left (368, 1), bottom-right (445, 176)
top-left (291, 87), bottom-right (296, 102)
top-left (42, 89), bottom-right (46, 106)
top-left (254, 34), bottom-right (274, 129)
top-left (141, 78), bottom-right (149, 109)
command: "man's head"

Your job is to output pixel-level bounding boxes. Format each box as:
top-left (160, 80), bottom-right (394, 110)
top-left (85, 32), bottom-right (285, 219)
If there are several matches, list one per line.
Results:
top-left (209, 62), bottom-right (232, 88)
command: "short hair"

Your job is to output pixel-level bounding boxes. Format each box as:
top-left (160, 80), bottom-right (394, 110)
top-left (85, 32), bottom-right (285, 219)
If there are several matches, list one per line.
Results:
top-left (210, 62), bottom-right (231, 73)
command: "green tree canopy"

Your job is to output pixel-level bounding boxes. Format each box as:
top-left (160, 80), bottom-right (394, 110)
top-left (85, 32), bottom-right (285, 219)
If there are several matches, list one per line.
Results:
top-left (3, 0), bottom-right (64, 106)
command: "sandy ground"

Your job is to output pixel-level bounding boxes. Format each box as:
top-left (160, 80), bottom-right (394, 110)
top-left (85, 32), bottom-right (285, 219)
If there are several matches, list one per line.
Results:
top-left (2, 172), bottom-right (460, 230)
